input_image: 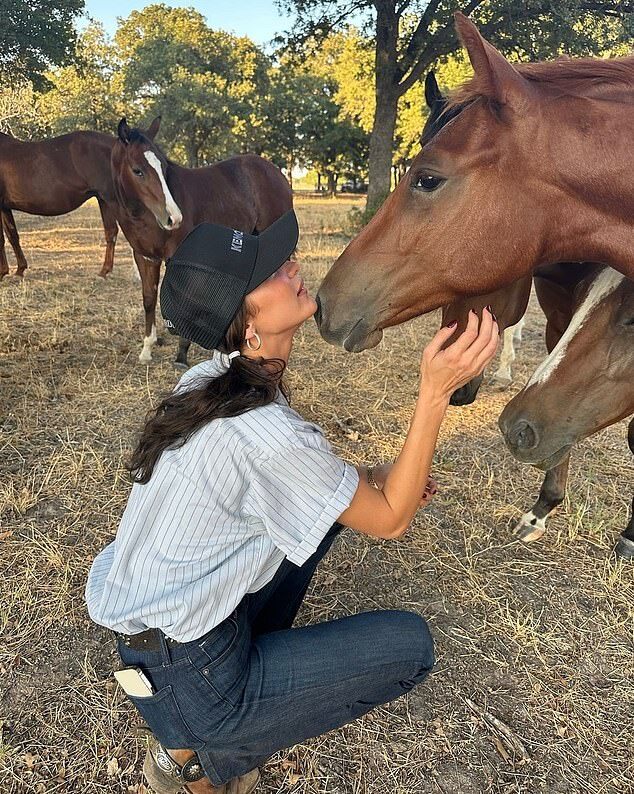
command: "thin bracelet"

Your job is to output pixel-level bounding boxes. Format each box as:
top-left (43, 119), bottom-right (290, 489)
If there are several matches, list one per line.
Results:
top-left (367, 465), bottom-right (380, 489)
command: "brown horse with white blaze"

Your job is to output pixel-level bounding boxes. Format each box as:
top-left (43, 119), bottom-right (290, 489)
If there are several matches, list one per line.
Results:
top-left (316, 12), bottom-right (634, 351)
top-left (498, 266), bottom-right (634, 559)
top-left (111, 117), bottom-right (293, 366)
top-left (0, 130), bottom-right (118, 279)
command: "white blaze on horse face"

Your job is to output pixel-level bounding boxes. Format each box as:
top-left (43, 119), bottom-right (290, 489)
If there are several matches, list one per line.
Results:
top-left (143, 151), bottom-right (183, 228)
top-left (527, 269), bottom-right (625, 388)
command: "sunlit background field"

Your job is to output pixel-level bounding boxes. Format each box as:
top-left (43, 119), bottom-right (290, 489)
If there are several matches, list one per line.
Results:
top-left (0, 197), bottom-right (632, 793)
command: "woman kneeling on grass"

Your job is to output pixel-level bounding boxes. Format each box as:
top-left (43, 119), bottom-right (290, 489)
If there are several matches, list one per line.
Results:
top-left (86, 210), bottom-right (498, 793)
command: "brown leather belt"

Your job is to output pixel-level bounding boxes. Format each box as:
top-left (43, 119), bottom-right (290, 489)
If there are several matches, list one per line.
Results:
top-left (115, 627), bottom-right (181, 653)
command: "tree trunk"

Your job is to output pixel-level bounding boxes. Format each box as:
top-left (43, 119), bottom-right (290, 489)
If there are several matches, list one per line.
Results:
top-left (317, 172), bottom-right (321, 192)
top-left (327, 172), bottom-right (337, 196)
top-left (185, 139), bottom-right (198, 169)
top-left (287, 155), bottom-right (293, 190)
top-left (366, 3), bottom-right (399, 213)
top-left (367, 88), bottom-right (399, 211)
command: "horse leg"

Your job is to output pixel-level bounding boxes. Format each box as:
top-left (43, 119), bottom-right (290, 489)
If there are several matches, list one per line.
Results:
top-left (513, 454), bottom-right (570, 542)
top-left (136, 251), bottom-right (160, 365)
top-left (97, 199), bottom-right (118, 277)
top-left (0, 214), bottom-right (9, 280)
top-left (513, 315), bottom-right (526, 345)
top-left (175, 337), bottom-right (191, 371)
top-left (491, 323), bottom-right (519, 387)
top-left (2, 209), bottom-right (29, 276)
top-left (614, 418), bottom-right (634, 560)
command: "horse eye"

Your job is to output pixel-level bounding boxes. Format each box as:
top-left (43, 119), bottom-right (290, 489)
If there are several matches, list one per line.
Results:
top-left (413, 174), bottom-right (445, 192)
top-left (132, 168), bottom-right (144, 177)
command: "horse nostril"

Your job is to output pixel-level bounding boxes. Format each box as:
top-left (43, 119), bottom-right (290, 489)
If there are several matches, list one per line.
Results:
top-left (315, 294), bottom-right (323, 327)
top-left (509, 419), bottom-right (538, 451)
top-left (166, 216), bottom-right (173, 228)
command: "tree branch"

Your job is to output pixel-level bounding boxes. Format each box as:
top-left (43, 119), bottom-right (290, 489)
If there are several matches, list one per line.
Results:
top-left (396, 0), bottom-right (487, 89)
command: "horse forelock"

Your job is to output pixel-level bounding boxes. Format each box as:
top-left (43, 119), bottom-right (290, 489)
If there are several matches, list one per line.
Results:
top-left (447, 55), bottom-right (634, 111)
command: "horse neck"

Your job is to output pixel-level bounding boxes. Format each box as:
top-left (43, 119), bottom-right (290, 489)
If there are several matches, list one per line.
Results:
top-left (539, 102), bottom-right (634, 274)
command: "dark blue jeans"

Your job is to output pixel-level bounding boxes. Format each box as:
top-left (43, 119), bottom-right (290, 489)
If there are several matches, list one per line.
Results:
top-left (117, 523), bottom-right (435, 785)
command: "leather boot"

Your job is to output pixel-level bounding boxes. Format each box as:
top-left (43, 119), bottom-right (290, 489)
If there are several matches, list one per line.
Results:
top-left (143, 735), bottom-right (260, 794)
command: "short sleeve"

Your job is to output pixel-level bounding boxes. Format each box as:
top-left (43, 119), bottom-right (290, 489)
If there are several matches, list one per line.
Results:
top-left (246, 446), bottom-right (359, 566)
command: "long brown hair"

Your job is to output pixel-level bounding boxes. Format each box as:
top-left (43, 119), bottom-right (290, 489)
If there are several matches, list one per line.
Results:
top-left (128, 299), bottom-right (288, 484)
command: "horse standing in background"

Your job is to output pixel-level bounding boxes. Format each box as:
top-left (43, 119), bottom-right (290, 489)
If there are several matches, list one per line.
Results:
top-left (110, 117), bottom-right (293, 367)
top-left (0, 131), bottom-right (119, 279)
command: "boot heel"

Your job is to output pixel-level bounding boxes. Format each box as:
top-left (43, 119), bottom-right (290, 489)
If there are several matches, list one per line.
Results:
top-left (143, 748), bottom-right (184, 794)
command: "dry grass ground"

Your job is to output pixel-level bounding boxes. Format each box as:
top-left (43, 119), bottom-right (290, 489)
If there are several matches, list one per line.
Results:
top-left (0, 197), bottom-right (632, 794)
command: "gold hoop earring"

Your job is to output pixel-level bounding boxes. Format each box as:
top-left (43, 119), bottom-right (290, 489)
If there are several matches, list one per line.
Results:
top-left (246, 332), bottom-right (262, 351)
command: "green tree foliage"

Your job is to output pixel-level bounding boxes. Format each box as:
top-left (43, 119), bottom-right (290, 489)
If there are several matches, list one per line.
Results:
top-left (115, 4), bottom-right (269, 166)
top-left (0, 0), bottom-right (85, 89)
top-left (0, 83), bottom-right (46, 138)
top-left (37, 23), bottom-right (121, 135)
top-left (262, 51), bottom-right (369, 192)
top-left (279, 0), bottom-right (634, 209)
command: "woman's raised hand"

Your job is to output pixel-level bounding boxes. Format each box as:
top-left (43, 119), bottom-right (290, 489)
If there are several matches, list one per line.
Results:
top-left (419, 308), bottom-right (499, 402)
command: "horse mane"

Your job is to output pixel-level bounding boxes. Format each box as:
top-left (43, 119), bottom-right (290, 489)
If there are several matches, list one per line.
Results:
top-left (448, 54), bottom-right (634, 109)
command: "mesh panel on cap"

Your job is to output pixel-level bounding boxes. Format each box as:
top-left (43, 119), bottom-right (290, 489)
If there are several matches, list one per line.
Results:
top-left (161, 260), bottom-right (247, 350)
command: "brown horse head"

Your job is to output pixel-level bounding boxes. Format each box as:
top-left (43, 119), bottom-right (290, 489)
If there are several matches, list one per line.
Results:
top-left (112, 116), bottom-right (183, 231)
top-left (316, 13), bottom-right (634, 351)
top-left (499, 268), bottom-right (634, 470)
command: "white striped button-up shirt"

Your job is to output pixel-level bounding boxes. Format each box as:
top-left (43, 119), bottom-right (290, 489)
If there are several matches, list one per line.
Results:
top-left (85, 354), bottom-right (359, 642)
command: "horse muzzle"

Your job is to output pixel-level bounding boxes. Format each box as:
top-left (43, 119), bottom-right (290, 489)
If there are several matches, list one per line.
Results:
top-left (450, 375), bottom-right (483, 406)
top-left (498, 411), bottom-right (573, 470)
top-left (157, 210), bottom-right (183, 231)
top-left (315, 293), bottom-right (383, 352)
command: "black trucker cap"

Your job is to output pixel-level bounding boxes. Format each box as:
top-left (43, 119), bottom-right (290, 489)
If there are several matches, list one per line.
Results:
top-left (160, 210), bottom-right (299, 350)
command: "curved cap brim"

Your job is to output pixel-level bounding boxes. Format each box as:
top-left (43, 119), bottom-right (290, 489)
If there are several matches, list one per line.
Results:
top-left (246, 210), bottom-right (299, 293)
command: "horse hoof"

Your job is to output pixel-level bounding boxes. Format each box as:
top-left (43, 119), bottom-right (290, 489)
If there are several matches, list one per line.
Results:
top-left (139, 354), bottom-right (153, 366)
top-left (614, 536), bottom-right (634, 560)
top-left (513, 512), bottom-right (546, 543)
top-left (491, 374), bottom-right (512, 388)
top-left (174, 360), bottom-right (188, 372)
top-left (156, 336), bottom-right (165, 347)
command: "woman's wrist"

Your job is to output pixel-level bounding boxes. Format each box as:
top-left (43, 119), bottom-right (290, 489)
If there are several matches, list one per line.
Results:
top-left (416, 382), bottom-right (451, 412)
top-left (367, 462), bottom-right (391, 490)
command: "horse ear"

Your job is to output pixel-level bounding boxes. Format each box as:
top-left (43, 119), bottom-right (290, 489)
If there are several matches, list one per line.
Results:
top-left (424, 71), bottom-right (443, 110)
top-left (118, 118), bottom-right (131, 145)
top-left (454, 12), bottom-right (531, 112)
top-left (147, 116), bottom-right (161, 141)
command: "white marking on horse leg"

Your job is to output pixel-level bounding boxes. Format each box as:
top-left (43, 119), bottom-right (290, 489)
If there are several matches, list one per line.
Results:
top-left (144, 151), bottom-right (183, 227)
top-left (513, 315), bottom-right (526, 345)
top-left (491, 325), bottom-right (517, 386)
top-left (514, 510), bottom-right (547, 542)
top-left (139, 323), bottom-right (157, 364)
top-left (527, 269), bottom-right (624, 387)
top-left (131, 252), bottom-right (142, 283)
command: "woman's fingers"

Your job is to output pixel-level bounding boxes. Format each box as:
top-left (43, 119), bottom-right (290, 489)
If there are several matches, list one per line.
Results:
top-left (443, 309), bottom-right (480, 357)
top-left (461, 308), bottom-right (495, 360)
top-left (472, 323), bottom-right (500, 373)
top-left (423, 322), bottom-right (459, 360)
